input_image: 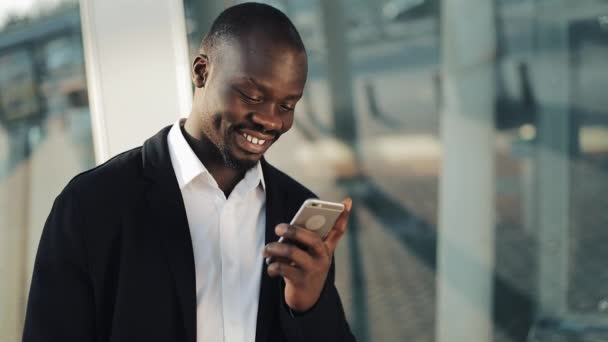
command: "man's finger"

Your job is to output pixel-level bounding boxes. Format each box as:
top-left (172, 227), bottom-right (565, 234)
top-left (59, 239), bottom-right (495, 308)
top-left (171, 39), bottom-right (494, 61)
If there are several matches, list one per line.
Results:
top-left (324, 198), bottom-right (352, 253)
top-left (267, 261), bottom-right (304, 285)
top-left (264, 242), bottom-right (314, 270)
top-left (263, 255), bottom-right (292, 266)
top-left (274, 223), bottom-right (326, 257)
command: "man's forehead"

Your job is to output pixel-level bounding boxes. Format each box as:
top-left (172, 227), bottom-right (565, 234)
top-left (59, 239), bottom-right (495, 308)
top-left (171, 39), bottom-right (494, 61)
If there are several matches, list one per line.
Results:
top-left (219, 32), bottom-right (305, 65)
top-left (216, 35), bottom-right (307, 83)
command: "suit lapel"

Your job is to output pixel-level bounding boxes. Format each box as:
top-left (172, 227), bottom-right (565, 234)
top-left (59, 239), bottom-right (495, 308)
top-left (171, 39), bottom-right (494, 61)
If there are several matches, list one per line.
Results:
top-left (255, 159), bottom-right (284, 342)
top-left (142, 126), bottom-right (197, 342)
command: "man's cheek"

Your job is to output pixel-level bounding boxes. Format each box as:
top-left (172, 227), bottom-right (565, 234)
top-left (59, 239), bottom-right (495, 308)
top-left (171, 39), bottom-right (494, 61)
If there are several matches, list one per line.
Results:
top-left (282, 116), bottom-right (294, 134)
top-left (212, 113), bottom-right (223, 130)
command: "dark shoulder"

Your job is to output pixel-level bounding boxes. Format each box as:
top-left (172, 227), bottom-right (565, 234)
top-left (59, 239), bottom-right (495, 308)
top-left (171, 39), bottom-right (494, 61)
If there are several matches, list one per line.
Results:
top-left (263, 160), bottom-right (317, 201)
top-left (61, 147), bottom-right (144, 200)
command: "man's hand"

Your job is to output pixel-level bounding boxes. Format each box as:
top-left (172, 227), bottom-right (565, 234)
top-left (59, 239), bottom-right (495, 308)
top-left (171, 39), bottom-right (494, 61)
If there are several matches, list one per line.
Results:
top-left (263, 198), bottom-right (353, 312)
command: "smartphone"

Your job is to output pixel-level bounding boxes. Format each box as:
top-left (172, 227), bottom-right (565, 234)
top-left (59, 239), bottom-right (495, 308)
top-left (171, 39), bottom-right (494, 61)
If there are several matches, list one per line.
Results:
top-left (283, 199), bottom-right (345, 240)
top-left (266, 199), bottom-right (345, 265)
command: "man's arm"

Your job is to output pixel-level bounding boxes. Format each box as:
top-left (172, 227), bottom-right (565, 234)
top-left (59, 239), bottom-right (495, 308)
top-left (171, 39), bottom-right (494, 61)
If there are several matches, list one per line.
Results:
top-left (22, 188), bottom-right (96, 342)
top-left (278, 259), bottom-right (356, 341)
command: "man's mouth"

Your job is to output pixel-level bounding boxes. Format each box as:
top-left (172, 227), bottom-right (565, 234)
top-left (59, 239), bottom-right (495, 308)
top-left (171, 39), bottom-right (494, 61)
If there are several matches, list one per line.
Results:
top-left (242, 132), bottom-right (267, 145)
top-left (234, 128), bottom-right (275, 154)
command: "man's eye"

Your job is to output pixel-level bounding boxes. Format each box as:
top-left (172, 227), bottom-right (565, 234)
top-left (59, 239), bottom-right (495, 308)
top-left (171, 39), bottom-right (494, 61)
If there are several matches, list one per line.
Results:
top-left (280, 104), bottom-right (294, 112)
top-left (244, 94), bottom-right (262, 103)
top-left (237, 89), bottom-right (262, 103)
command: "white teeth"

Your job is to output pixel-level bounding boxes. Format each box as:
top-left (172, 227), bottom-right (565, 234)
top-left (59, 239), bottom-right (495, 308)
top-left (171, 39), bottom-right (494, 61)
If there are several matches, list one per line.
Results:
top-left (242, 132), bottom-right (266, 145)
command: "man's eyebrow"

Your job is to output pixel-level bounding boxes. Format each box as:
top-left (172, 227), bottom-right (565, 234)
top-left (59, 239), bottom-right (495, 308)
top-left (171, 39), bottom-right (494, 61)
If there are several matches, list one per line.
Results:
top-left (236, 76), bottom-right (264, 89)
top-left (284, 92), bottom-right (303, 101)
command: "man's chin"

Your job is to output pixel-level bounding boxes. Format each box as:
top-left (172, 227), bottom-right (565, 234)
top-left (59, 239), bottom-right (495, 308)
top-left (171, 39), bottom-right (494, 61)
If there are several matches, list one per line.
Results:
top-left (221, 148), bottom-right (260, 171)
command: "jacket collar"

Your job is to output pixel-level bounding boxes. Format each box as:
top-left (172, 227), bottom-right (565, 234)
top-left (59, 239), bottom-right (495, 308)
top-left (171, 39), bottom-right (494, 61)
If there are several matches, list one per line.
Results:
top-left (142, 125), bottom-right (197, 342)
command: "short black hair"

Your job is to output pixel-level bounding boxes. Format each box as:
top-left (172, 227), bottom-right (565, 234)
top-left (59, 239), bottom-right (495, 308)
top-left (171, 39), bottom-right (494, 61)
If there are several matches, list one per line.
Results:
top-left (200, 2), bottom-right (305, 61)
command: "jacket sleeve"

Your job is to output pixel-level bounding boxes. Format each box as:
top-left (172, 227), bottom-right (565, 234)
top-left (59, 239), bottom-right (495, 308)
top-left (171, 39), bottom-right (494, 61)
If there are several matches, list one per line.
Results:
top-left (279, 258), bottom-right (357, 342)
top-left (22, 188), bottom-right (96, 342)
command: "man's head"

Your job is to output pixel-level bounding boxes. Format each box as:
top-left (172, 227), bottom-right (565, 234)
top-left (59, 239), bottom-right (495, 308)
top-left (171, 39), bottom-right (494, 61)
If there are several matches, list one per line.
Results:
top-left (188, 2), bottom-right (308, 171)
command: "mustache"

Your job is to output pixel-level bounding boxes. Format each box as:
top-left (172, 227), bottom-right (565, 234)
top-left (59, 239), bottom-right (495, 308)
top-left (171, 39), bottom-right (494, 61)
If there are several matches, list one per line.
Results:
top-left (233, 123), bottom-right (281, 139)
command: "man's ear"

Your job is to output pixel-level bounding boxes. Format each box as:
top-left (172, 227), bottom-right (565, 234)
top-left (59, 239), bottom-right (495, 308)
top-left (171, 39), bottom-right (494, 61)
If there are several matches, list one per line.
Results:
top-left (192, 54), bottom-right (209, 88)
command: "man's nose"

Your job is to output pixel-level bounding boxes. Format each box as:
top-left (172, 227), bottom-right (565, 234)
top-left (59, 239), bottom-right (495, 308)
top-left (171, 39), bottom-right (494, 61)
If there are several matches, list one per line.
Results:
top-left (251, 104), bottom-right (282, 132)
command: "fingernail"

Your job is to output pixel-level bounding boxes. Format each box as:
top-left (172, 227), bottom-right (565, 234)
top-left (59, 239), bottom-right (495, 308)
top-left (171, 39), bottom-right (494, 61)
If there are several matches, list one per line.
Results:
top-left (275, 224), bottom-right (287, 235)
top-left (268, 263), bottom-right (279, 272)
top-left (345, 198), bottom-right (353, 211)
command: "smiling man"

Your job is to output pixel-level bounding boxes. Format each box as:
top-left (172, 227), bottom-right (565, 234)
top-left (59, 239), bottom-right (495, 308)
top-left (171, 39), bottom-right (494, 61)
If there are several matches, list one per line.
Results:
top-left (22, 2), bottom-right (355, 342)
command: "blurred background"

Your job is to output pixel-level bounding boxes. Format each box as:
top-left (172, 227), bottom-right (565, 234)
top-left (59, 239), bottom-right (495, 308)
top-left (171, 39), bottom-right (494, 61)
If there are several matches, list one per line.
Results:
top-left (1, 0), bottom-right (607, 341)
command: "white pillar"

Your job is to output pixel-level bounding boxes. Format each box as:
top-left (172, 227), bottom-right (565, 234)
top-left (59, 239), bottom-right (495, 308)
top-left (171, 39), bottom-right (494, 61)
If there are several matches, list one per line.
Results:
top-left (436, 1), bottom-right (496, 342)
top-left (80, 0), bottom-right (192, 163)
top-left (0, 162), bottom-right (31, 342)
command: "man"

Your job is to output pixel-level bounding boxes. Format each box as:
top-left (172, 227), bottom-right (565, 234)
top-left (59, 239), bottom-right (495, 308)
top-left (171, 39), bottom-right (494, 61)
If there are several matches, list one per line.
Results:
top-left (22, 2), bottom-right (355, 342)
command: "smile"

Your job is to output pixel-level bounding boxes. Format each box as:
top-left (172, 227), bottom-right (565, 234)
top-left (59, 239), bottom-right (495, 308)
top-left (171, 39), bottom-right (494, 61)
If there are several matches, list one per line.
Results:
top-left (242, 132), bottom-right (266, 145)
top-left (234, 129), bottom-right (274, 154)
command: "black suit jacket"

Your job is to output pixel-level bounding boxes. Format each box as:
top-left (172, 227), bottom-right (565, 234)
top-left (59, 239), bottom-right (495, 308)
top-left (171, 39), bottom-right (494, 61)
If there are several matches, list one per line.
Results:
top-left (23, 125), bottom-right (355, 342)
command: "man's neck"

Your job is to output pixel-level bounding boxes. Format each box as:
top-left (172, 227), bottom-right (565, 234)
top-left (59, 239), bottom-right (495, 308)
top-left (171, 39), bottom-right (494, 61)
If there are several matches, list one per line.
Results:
top-left (181, 120), bottom-right (245, 197)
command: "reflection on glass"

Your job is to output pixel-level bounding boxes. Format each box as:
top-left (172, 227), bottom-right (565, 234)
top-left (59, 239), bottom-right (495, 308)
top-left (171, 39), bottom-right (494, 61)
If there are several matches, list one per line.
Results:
top-left (566, 15), bottom-right (608, 316)
top-left (0, 0), bottom-right (600, 341)
top-left (224, 1), bottom-right (607, 341)
top-left (184, 1), bottom-right (441, 341)
top-left (0, 1), bottom-right (93, 341)
top-left (495, 0), bottom-right (608, 341)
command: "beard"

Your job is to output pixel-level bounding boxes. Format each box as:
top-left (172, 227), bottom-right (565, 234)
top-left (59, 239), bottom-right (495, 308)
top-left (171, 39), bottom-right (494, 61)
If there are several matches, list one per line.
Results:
top-left (202, 111), bottom-right (279, 171)
top-left (199, 113), bottom-right (258, 171)
top-left (219, 121), bottom-right (263, 171)
top-left (219, 143), bottom-right (258, 171)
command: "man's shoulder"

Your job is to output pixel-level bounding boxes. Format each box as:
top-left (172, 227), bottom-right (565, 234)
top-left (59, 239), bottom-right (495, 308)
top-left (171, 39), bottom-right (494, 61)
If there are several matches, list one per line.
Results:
top-left (62, 146), bottom-right (144, 199)
top-left (263, 160), bottom-right (316, 200)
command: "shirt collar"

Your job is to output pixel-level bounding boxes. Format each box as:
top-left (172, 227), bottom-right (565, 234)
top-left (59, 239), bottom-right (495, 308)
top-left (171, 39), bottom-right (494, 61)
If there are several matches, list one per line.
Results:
top-left (246, 161), bottom-right (266, 193)
top-left (167, 119), bottom-right (266, 192)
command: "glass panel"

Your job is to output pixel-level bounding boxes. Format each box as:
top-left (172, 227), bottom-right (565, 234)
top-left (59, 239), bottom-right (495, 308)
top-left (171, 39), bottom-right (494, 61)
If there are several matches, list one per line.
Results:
top-left (184, 0), bottom-right (608, 341)
top-left (0, 1), bottom-right (94, 341)
top-left (184, 1), bottom-right (440, 341)
top-left (495, 0), bottom-right (608, 340)
top-left (493, 2), bottom-right (540, 341)
top-left (567, 16), bottom-right (608, 316)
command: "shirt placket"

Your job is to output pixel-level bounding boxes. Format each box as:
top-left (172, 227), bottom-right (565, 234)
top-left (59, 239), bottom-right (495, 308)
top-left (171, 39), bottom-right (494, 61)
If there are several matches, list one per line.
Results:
top-left (220, 196), bottom-right (243, 342)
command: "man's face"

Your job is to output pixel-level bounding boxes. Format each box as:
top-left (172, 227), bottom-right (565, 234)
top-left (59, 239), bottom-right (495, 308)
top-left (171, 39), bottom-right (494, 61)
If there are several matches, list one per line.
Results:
top-left (192, 32), bottom-right (308, 170)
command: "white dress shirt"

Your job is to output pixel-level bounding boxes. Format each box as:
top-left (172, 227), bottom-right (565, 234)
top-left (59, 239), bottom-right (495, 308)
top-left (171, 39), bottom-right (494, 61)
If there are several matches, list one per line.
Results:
top-left (167, 120), bottom-right (266, 342)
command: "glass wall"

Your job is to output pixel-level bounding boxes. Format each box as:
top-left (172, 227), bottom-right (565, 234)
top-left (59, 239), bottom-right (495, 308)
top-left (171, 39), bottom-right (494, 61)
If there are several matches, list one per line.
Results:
top-left (0, 1), bottom-right (94, 341)
top-left (1, 0), bottom-right (606, 341)
top-left (494, 1), bottom-right (608, 341)
top-left (181, 1), bottom-right (608, 341)
top-left (184, 1), bottom-right (440, 341)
